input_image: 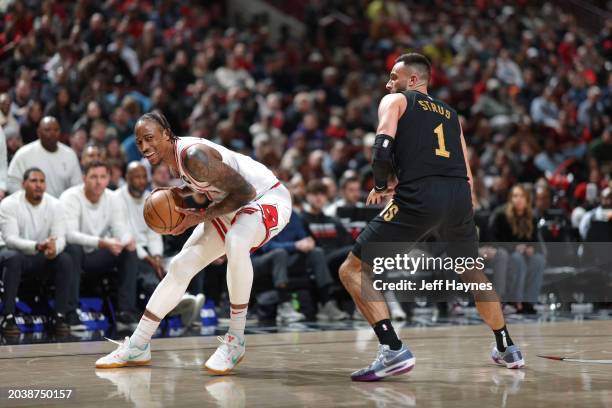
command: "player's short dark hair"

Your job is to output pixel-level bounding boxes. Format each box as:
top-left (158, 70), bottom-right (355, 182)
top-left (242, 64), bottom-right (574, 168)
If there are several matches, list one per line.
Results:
top-left (82, 160), bottom-right (110, 176)
top-left (23, 167), bottom-right (44, 181)
top-left (395, 53), bottom-right (431, 81)
top-left (306, 180), bottom-right (328, 195)
top-left (138, 110), bottom-right (178, 140)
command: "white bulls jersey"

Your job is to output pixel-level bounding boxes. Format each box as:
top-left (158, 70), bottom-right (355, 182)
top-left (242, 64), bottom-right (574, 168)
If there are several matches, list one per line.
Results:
top-left (174, 137), bottom-right (279, 202)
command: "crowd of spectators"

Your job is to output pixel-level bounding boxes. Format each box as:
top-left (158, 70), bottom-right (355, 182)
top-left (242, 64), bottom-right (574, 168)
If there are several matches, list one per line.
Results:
top-left (0, 0), bottom-right (611, 335)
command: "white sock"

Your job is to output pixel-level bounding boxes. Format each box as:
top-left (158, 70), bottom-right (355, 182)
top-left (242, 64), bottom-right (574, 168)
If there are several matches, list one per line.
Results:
top-left (228, 306), bottom-right (247, 338)
top-left (130, 316), bottom-right (159, 348)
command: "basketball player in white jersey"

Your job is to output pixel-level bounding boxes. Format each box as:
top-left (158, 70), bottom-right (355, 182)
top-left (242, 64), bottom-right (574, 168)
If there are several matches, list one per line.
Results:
top-left (95, 112), bottom-right (292, 374)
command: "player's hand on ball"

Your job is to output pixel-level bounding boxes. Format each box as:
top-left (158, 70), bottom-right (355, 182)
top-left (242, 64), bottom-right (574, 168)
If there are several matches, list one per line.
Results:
top-left (170, 185), bottom-right (194, 198)
top-left (366, 188), bottom-right (394, 206)
top-left (169, 207), bottom-right (206, 235)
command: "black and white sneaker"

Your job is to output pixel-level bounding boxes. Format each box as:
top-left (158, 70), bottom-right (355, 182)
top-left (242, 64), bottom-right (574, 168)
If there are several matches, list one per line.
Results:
top-left (0, 314), bottom-right (21, 336)
top-left (52, 313), bottom-right (71, 335)
top-left (67, 310), bottom-right (86, 331)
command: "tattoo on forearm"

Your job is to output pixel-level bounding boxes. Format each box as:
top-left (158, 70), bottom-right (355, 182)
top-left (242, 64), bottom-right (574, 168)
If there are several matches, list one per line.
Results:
top-left (183, 146), bottom-right (256, 218)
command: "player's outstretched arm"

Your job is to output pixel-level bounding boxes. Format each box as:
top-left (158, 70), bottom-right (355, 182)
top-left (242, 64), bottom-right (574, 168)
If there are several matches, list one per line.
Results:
top-left (182, 144), bottom-right (256, 220)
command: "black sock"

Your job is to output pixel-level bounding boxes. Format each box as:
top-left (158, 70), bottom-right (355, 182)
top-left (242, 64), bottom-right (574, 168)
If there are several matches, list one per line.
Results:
top-left (493, 325), bottom-right (514, 352)
top-left (373, 319), bottom-right (402, 350)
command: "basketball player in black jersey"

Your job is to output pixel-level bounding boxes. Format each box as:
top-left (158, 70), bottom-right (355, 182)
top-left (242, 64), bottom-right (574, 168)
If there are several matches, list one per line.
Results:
top-left (340, 53), bottom-right (524, 382)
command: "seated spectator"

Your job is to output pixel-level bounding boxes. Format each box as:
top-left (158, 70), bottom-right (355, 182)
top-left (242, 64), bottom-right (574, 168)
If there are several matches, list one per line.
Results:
top-left (289, 113), bottom-right (325, 151)
top-left (579, 187), bottom-right (612, 241)
top-left (533, 183), bottom-right (552, 220)
top-left (19, 99), bottom-right (43, 144)
top-left (0, 168), bottom-right (77, 335)
top-left (62, 161), bottom-right (139, 330)
top-left (150, 162), bottom-right (171, 190)
top-left (5, 127), bottom-right (22, 163)
top-left (108, 159), bottom-right (125, 190)
top-left (0, 93), bottom-right (19, 132)
top-left (69, 128), bottom-right (89, 159)
top-left (72, 100), bottom-right (104, 134)
top-left (81, 143), bottom-right (106, 168)
top-left (113, 162), bottom-right (164, 294)
top-left (530, 86), bottom-right (560, 129)
top-left (489, 184), bottom-right (545, 313)
top-left (7, 116), bottom-right (81, 198)
top-left (263, 208), bottom-right (348, 321)
top-left (325, 175), bottom-right (365, 217)
top-left (251, 247), bottom-right (306, 323)
top-left (43, 87), bottom-right (77, 137)
top-left (589, 126), bottom-right (612, 169)
top-left (302, 180), bottom-right (354, 285)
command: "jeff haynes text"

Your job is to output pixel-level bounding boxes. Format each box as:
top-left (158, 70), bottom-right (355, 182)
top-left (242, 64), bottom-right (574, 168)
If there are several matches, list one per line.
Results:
top-left (373, 279), bottom-right (493, 292)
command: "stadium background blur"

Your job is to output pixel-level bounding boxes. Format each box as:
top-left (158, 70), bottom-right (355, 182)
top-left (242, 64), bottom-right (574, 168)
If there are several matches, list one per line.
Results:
top-left (0, 0), bottom-right (611, 335)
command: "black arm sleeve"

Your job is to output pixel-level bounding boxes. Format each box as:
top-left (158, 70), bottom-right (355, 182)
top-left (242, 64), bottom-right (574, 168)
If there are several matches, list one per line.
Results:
top-left (372, 134), bottom-right (395, 192)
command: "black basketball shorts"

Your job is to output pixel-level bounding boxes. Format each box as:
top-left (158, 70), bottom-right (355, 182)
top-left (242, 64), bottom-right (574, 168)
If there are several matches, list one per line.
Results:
top-left (352, 176), bottom-right (478, 266)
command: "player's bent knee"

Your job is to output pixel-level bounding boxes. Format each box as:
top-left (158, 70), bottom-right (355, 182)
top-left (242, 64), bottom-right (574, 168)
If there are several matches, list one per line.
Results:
top-left (167, 253), bottom-right (193, 282)
top-left (224, 230), bottom-right (251, 257)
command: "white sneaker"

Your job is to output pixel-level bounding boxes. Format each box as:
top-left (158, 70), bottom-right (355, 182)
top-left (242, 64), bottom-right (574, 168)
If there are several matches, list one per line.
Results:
top-left (95, 337), bottom-right (151, 369)
top-left (205, 332), bottom-right (246, 375)
top-left (317, 300), bottom-right (350, 321)
top-left (276, 302), bottom-right (306, 323)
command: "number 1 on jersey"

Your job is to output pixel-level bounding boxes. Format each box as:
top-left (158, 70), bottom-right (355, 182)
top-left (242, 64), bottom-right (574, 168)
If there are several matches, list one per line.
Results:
top-left (433, 123), bottom-right (450, 158)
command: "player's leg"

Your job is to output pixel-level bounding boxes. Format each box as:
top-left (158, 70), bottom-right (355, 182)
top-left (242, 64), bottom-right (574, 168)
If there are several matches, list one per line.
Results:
top-left (339, 200), bottom-right (438, 381)
top-left (339, 250), bottom-right (415, 382)
top-left (96, 222), bottom-right (226, 368)
top-left (204, 212), bottom-right (265, 374)
top-left (205, 185), bottom-right (292, 374)
top-left (444, 180), bottom-right (524, 369)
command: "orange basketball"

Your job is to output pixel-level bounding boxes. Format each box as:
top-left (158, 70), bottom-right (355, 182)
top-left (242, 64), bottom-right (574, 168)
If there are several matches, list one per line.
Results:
top-left (144, 189), bottom-right (186, 234)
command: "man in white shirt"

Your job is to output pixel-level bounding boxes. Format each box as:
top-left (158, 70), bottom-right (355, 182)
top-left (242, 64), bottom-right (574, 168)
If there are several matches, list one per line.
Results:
top-left (0, 168), bottom-right (76, 335)
top-left (113, 162), bottom-right (164, 293)
top-left (7, 116), bottom-right (82, 198)
top-left (62, 161), bottom-right (140, 330)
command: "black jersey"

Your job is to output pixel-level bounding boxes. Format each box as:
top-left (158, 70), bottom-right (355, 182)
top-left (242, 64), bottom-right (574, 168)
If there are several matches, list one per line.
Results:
top-left (393, 90), bottom-right (467, 189)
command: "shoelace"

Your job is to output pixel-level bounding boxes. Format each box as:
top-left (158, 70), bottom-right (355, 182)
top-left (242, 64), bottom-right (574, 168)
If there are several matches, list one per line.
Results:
top-left (365, 345), bottom-right (387, 370)
top-left (104, 336), bottom-right (129, 350)
top-left (216, 335), bottom-right (242, 357)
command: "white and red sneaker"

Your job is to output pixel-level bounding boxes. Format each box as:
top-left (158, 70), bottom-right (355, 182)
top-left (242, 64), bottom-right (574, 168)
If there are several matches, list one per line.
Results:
top-left (205, 332), bottom-right (246, 375)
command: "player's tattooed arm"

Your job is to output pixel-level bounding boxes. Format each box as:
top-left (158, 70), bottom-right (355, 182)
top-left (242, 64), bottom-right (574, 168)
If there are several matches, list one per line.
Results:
top-left (182, 145), bottom-right (256, 220)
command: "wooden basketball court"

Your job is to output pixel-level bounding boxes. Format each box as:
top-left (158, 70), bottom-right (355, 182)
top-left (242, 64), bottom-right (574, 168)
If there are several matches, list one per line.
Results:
top-left (1, 319), bottom-right (611, 407)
